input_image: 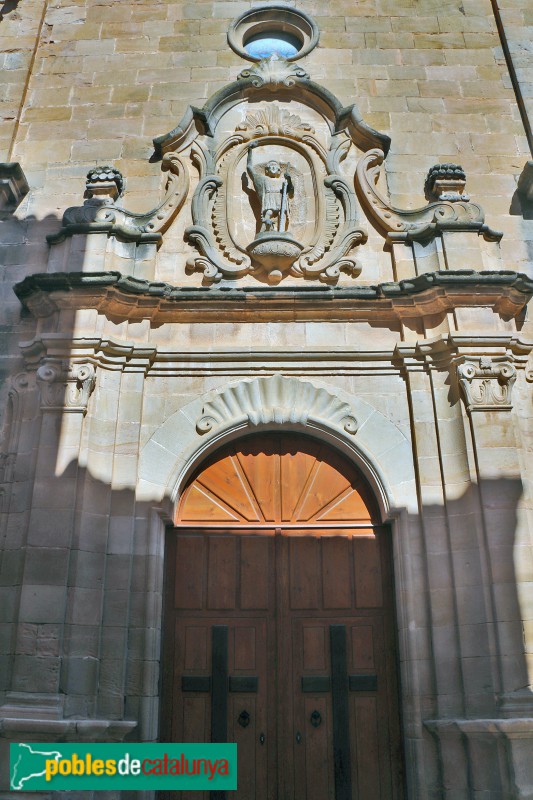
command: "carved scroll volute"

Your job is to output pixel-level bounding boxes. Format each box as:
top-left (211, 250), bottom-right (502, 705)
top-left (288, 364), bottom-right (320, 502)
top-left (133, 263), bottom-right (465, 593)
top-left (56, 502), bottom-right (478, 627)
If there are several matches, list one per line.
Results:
top-left (457, 357), bottom-right (516, 412)
top-left (355, 148), bottom-right (502, 244)
top-left (36, 362), bottom-right (96, 415)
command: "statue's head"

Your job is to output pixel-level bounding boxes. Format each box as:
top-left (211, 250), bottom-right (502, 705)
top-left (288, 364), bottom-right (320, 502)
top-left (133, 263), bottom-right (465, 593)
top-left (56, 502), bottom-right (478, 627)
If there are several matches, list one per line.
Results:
top-left (265, 161), bottom-right (281, 177)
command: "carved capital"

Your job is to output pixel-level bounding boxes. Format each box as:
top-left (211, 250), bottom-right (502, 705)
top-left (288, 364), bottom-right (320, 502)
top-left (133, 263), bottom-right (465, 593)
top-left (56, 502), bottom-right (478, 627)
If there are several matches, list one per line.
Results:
top-left (457, 357), bottom-right (516, 412)
top-left (37, 362), bottom-right (96, 414)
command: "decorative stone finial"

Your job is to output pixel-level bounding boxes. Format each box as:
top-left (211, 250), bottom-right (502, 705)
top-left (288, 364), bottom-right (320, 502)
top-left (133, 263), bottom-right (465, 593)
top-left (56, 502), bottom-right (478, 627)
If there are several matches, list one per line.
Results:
top-left (424, 163), bottom-right (469, 202)
top-left (84, 165), bottom-right (124, 203)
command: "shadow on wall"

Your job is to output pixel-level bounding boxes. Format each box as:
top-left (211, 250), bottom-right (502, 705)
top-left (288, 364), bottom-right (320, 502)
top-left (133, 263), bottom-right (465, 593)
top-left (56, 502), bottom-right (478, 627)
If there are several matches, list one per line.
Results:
top-left (0, 201), bottom-right (531, 796)
top-left (0, 0), bottom-right (20, 21)
top-left (0, 372), bottom-right (530, 797)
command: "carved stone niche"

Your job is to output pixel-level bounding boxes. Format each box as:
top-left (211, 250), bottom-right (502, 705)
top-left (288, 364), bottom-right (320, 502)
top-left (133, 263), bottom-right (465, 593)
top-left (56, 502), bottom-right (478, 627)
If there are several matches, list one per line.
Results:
top-left (153, 57), bottom-right (390, 285)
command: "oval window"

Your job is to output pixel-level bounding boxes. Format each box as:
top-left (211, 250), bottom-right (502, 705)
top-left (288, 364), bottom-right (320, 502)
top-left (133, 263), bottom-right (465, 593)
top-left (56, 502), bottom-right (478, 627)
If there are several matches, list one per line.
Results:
top-left (244, 30), bottom-right (302, 60)
top-left (228, 6), bottom-right (319, 63)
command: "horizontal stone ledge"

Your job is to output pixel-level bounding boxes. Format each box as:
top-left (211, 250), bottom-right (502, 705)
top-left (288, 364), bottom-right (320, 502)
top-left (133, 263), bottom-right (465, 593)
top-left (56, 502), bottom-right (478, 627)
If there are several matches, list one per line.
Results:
top-left (424, 717), bottom-right (533, 738)
top-left (0, 717), bottom-right (137, 742)
top-left (13, 269), bottom-right (533, 323)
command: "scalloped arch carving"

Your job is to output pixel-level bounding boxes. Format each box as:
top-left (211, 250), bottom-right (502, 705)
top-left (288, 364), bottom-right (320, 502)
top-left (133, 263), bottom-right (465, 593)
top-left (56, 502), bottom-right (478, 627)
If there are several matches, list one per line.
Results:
top-left (138, 376), bottom-right (416, 520)
top-left (195, 375), bottom-right (358, 436)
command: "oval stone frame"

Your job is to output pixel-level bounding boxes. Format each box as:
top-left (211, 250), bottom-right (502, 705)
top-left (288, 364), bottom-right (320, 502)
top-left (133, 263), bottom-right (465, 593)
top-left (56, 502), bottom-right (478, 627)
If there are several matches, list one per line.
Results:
top-left (228, 4), bottom-right (320, 63)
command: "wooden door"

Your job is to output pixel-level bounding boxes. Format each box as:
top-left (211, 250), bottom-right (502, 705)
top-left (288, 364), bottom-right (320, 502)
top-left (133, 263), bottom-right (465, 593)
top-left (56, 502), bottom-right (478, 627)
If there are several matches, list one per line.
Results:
top-left (161, 434), bottom-right (404, 800)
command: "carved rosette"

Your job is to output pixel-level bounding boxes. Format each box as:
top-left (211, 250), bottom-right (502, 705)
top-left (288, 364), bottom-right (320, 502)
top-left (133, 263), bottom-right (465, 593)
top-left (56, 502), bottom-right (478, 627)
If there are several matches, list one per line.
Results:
top-left (457, 357), bottom-right (516, 412)
top-left (36, 362), bottom-right (96, 415)
top-left (195, 375), bottom-right (358, 436)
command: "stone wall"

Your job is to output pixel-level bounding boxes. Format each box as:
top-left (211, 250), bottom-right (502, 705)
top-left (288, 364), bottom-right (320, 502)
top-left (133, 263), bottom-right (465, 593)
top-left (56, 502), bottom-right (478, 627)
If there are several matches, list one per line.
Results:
top-left (1, 2), bottom-right (533, 799)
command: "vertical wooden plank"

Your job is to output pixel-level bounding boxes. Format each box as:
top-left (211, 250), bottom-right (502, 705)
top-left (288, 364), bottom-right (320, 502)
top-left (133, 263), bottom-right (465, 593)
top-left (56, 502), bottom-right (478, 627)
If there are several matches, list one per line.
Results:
top-left (183, 696), bottom-right (209, 742)
top-left (229, 693), bottom-right (257, 800)
top-left (211, 625), bottom-right (228, 744)
top-left (241, 536), bottom-right (270, 609)
top-left (330, 625), bottom-right (353, 800)
top-left (304, 696), bottom-right (334, 800)
top-left (350, 625), bottom-right (375, 670)
top-left (353, 696), bottom-right (381, 799)
top-left (211, 626), bottom-right (228, 800)
top-left (208, 536), bottom-right (237, 609)
top-left (237, 441), bottom-right (278, 522)
top-left (353, 535), bottom-right (383, 608)
top-left (303, 625), bottom-right (327, 671)
top-left (175, 535), bottom-right (205, 609)
top-left (289, 537), bottom-right (320, 609)
top-left (184, 625), bottom-right (208, 671)
top-left (234, 626), bottom-right (256, 671)
top-left (281, 444), bottom-right (319, 522)
top-left (322, 537), bottom-right (352, 609)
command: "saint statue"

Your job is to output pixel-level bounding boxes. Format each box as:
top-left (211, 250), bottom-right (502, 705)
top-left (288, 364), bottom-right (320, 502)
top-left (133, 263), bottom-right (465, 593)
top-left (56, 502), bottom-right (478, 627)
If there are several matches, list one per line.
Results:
top-left (246, 142), bottom-right (304, 233)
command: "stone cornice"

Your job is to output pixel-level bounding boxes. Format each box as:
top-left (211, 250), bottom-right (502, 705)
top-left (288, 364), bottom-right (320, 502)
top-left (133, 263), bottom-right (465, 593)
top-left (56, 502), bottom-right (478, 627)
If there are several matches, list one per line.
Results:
top-left (18, 333), bottom-right (533, 380)
top-left (13, 270), bottom-right (533, 323)
top-left (394, 334), bottom-right (533, 373)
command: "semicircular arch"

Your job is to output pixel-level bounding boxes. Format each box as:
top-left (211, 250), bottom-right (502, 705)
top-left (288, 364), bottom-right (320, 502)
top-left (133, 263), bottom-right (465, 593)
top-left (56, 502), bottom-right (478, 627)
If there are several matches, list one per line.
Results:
top-left (137, 376), bottom-right (416, 522)
top-left (176, 431), bottom-right (379, 527)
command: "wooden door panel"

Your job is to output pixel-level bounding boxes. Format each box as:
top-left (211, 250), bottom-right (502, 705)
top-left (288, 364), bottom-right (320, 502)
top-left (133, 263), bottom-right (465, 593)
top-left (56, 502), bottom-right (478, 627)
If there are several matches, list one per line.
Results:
top-left (351, 696), bottom-right (382, 799)
top-left (322, 536), bottom-right (353, 609)
top-left (164, 433), bottom-right (403, 800)
top-left (289, 537), bottom-right (320, 609)
top-left (353, 535), bottom-right (383, 608)
top-left (175, 535), bottom-right (205, 609)
top-left (291, 618), bottom-right (335, 800)
top-left (302, 695), bottom-right (333, 800)
top-left (240, 536), bottom-right (270, 610)
top-left (207, 536), bottom-right (237, 609)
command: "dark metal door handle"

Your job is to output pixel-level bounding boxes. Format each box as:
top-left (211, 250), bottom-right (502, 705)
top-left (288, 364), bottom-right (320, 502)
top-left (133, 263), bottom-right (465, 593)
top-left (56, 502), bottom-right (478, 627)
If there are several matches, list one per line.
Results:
top-left (238, 710), bottom-right (250, 728)
top-left (259, 733), bottom-right (265, 745)
top-left (310, 710), bottom-right (322, 727)
top-left (296, 730), bottom-right (302, 744)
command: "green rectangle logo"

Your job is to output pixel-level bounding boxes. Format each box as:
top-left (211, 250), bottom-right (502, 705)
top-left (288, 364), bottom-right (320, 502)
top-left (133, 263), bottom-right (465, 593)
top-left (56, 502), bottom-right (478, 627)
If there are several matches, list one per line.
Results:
top-left (10, 743), bottom-right (237, 791)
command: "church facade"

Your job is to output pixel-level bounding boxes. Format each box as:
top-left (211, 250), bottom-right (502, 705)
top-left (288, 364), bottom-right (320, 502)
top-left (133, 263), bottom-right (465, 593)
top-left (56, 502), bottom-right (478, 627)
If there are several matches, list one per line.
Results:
top-left (1, 1), bottom-right (532, 798)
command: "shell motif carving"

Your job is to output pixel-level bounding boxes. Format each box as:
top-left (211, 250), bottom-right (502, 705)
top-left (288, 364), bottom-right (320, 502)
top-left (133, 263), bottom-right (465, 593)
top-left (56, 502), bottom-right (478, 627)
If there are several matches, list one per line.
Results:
top-left (195, 376), bottom-right (359, 436)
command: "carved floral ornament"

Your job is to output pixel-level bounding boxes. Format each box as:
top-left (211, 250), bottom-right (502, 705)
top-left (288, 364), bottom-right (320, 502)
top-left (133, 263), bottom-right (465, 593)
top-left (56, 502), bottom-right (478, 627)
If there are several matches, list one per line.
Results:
top-left (457, 357), bottom-right (516, 412)
top-left (46, 36), bottom-right (501, 285)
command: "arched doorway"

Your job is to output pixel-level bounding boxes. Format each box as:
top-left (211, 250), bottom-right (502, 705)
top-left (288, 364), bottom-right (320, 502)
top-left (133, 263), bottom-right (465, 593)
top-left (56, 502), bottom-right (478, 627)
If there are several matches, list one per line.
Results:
top-left (161, 433), bottom-right (404, 800)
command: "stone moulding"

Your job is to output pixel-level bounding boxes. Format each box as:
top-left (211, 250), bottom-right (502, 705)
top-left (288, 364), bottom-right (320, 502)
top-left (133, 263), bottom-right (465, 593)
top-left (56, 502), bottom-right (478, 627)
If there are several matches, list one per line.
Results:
top-left (195, 375), bottom-right (358, 436)
top-left (227, 5), bottom-right (320, 64)
top-left (46, 153), bottom-right (189, 247)
top-left (152, 60), bottom-right (391, 160)
top-left (355, 149), bottom-right (503, 244)
top-left (13, 269), bottom-right (533, 323)
top-left (0, 162), bottom-right (30, 211)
